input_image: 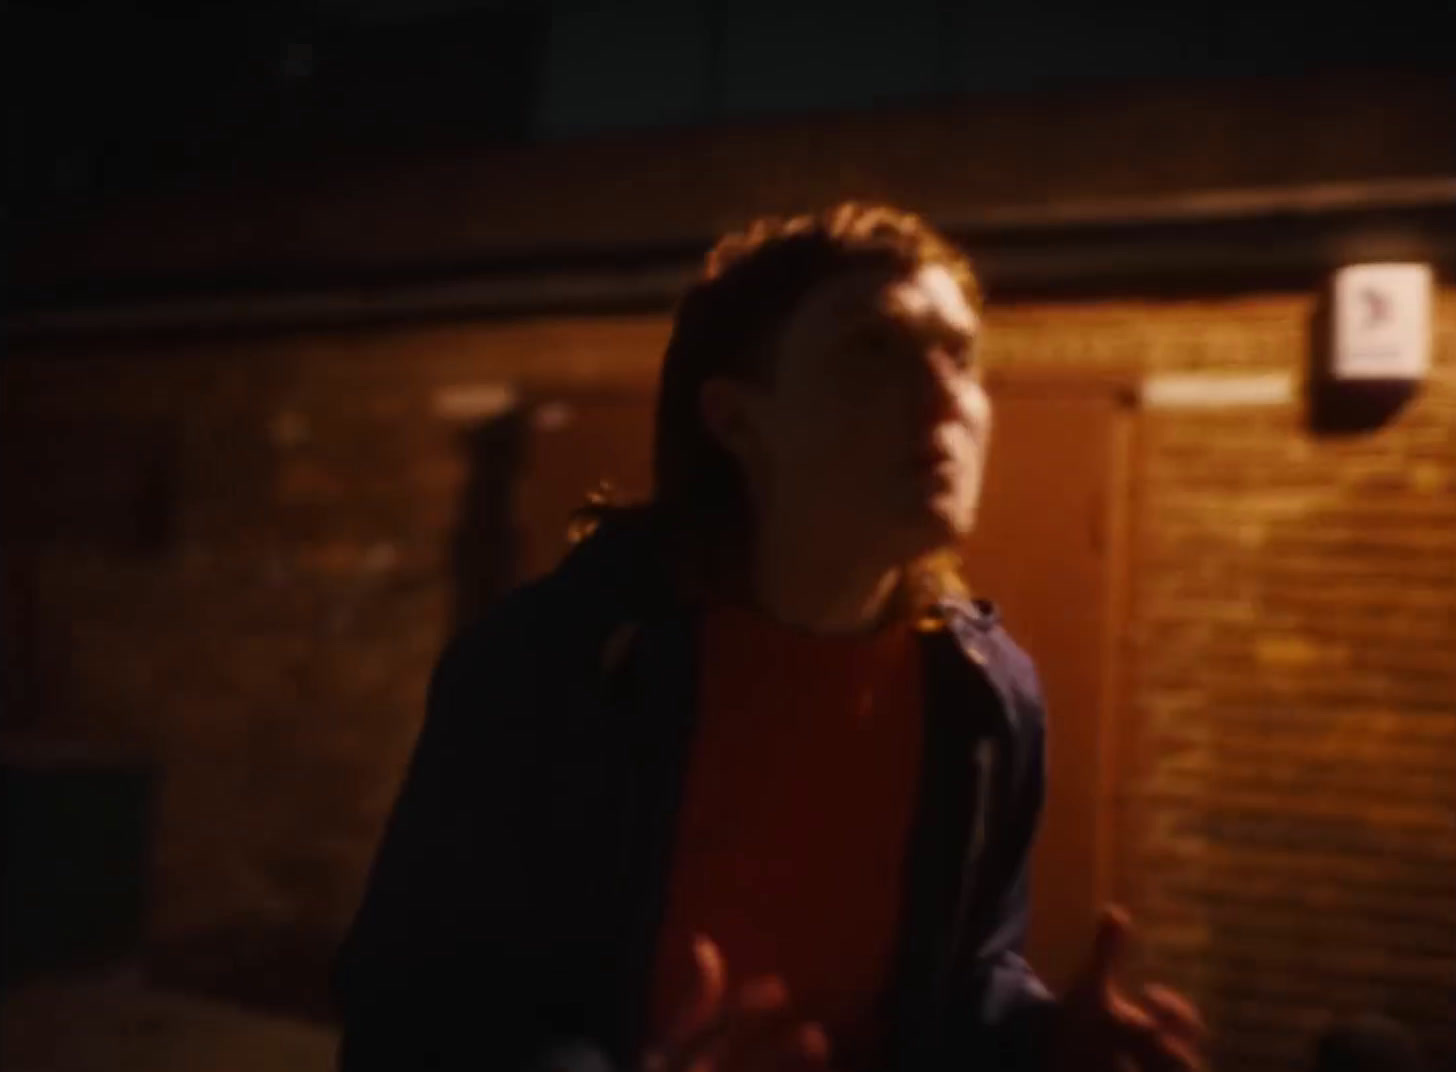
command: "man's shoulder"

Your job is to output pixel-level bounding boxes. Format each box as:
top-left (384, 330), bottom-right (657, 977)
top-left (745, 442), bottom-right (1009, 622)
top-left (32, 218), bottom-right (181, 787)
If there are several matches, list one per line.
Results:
top-left (427, 575), bottom-right (567, 703)
top-left (938, 598), bottom-right (1040, 682)
top-left (435, 515), bottom-right (663, 683)
top-left (937, 596), bottom-right (1048, 739)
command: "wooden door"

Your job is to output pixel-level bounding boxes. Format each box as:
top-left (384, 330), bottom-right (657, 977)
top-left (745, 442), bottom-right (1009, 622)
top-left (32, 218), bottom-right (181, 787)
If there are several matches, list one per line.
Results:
top-left (962, 375), bottom-right (1134, 992)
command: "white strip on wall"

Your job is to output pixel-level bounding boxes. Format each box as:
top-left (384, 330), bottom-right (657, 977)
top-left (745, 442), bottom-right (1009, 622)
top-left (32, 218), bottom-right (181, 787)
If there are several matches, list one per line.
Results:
top-left (1141, 371), bottom-right (1297, 409)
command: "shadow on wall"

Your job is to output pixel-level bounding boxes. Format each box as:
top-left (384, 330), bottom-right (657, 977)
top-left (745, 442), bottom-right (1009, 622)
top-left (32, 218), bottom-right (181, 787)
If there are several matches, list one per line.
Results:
top-left (449, 407), bottom-right (529, 630)
top-left (148, 405), bottom-right (537, 1025)
top-left (1306, 286), bottom-right (1420, 435)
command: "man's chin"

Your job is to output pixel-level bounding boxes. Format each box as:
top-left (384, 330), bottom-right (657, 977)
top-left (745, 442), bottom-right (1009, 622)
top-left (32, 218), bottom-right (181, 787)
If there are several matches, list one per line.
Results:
top-left (896, 500), bottom-right (974, 558)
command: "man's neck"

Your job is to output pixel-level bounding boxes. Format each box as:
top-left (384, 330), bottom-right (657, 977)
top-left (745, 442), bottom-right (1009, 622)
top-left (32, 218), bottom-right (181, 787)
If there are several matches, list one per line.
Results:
top-left (750, 522), bottom-right (904, 636)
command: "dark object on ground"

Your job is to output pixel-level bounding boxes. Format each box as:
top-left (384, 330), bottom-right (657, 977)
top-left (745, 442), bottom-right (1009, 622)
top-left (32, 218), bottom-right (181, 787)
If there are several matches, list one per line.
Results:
top-left (1313, 1014), bottom-right (1427, 1072)
top-left (1, 740), bottom-right (153, 985)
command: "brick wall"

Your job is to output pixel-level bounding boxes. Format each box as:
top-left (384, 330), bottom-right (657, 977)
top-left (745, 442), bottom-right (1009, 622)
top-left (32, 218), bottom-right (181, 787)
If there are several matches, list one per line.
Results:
top-left (994, 292), bottom-right (1456, 1070)
top-left (6, 292), bottom-right (1453, 1067)
top-left (0, 319), bottom-right (666, 1012)
top-left (1142, 313), bottom-right (1456, 1072)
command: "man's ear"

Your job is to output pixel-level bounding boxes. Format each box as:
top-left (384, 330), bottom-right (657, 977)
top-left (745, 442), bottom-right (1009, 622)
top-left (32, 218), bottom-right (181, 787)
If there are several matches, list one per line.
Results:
top-left (699, 376), bottom-right (762, 462)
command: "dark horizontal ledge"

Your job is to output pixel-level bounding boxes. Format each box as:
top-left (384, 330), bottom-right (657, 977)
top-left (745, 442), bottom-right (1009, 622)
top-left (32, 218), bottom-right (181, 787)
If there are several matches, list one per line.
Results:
top-left (10, 178), bottom-right (1455, 343)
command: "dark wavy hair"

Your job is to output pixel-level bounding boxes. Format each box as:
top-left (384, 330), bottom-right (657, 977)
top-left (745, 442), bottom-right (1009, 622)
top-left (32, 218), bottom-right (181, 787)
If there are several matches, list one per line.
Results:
top-left (576, 201), bottom-right (983, 606)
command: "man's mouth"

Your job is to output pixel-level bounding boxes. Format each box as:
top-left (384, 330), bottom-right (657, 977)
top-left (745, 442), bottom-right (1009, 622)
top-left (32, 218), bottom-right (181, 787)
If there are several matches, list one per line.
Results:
top-left (909, 447), bottom-right (954, 472)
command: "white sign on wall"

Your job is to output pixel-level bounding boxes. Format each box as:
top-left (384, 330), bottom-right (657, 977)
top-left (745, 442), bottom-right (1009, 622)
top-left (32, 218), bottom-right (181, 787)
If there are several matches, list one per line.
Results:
top-left (1331, 263), bottom-right (1433, 381)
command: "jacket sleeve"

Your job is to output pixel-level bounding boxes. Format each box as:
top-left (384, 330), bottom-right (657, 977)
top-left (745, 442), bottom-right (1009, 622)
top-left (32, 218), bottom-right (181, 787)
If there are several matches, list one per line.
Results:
top-left (961, 661), bottom-right (1058, 1072)
top-left (332, 609), bottom-right (620, 1072)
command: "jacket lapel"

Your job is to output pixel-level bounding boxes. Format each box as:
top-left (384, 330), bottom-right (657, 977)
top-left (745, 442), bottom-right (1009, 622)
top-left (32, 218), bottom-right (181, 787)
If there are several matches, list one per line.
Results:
top-left (595, 607), bottom-right (701, 1064)
top-left (881, 606), bottom-right (1017, 1071)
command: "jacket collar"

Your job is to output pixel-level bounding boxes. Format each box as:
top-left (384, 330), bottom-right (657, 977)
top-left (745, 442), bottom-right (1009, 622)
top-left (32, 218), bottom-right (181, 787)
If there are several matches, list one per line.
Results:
top-left (564, 512), bottom-right (1017, 719)
top-left (919, 597), bottom-right (1023, 739)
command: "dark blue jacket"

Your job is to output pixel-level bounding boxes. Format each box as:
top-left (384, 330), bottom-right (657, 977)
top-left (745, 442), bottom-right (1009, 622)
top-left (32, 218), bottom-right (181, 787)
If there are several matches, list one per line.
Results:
top-left (334, 513), bottom-right (1057, 1072)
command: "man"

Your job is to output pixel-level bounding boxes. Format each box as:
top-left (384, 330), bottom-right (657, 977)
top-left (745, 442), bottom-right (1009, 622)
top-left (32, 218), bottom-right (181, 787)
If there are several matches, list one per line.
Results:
top-left (334, 203), bottom-right (1204, 1072)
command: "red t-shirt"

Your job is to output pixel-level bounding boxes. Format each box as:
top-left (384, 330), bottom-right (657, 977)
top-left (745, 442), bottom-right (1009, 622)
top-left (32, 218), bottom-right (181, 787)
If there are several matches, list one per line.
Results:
top-left (649, 602), bottom-right (924, 1071)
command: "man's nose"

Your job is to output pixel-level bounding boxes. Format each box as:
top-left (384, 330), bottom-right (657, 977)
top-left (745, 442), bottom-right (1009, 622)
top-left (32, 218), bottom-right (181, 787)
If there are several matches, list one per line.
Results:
top-left (915, 355), bottom-right (961, 424)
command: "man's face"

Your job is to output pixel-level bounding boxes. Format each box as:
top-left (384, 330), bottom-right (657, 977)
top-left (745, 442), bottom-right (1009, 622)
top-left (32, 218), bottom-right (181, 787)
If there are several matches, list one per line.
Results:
top-left (710, 262), bottom-right (992, 562)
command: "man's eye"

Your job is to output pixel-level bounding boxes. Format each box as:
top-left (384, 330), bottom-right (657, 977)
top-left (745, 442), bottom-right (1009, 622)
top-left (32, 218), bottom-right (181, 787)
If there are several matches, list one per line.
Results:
top-left (850, 328), bottom-right (911, 368)
top-left (862, 327), bottom-right (907, 353)
top-left (944, 335), bottom-right (977, 371)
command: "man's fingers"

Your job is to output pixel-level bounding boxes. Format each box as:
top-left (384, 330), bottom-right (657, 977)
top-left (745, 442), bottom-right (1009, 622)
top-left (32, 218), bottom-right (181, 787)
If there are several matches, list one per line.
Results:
top-left (646, 935), bottom-right (730, 1072)
top-left (1141, 983), bottom-right (1206, 1045)
top-left (713, 1015), bottom-right (831, 1072)
top-left (690, 935), bottom-right (728, 1026)
top-left (738, 976), bottom-right (790, 1013)
top-left (1127, 1024), bottom-right (1203, 1072)
top-left (794, 1023), bottom-right (832, 1065)
top-left (771, 1023), bottom-right (834, 1072)
top-left (660, 934), bottom-right (729, 1052)
top-left (1078, 904), bottom-right (1132, 999)
top-left (1115, 1002), bottom-right (1203, 1072)
top-left (655, 974), bottom-right (792, 1072)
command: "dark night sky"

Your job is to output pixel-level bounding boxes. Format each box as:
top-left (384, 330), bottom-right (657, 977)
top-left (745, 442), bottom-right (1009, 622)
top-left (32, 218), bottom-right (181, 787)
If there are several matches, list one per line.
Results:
top-left (6, 0), bottom-right (1454, 240)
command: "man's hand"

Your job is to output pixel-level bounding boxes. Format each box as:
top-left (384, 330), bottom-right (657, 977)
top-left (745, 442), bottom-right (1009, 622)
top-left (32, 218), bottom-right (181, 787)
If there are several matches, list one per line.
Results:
top-left (1052, 906), bottom-right (1206, 1072)
top-left (641, 935), bottom-right (833, 1072)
